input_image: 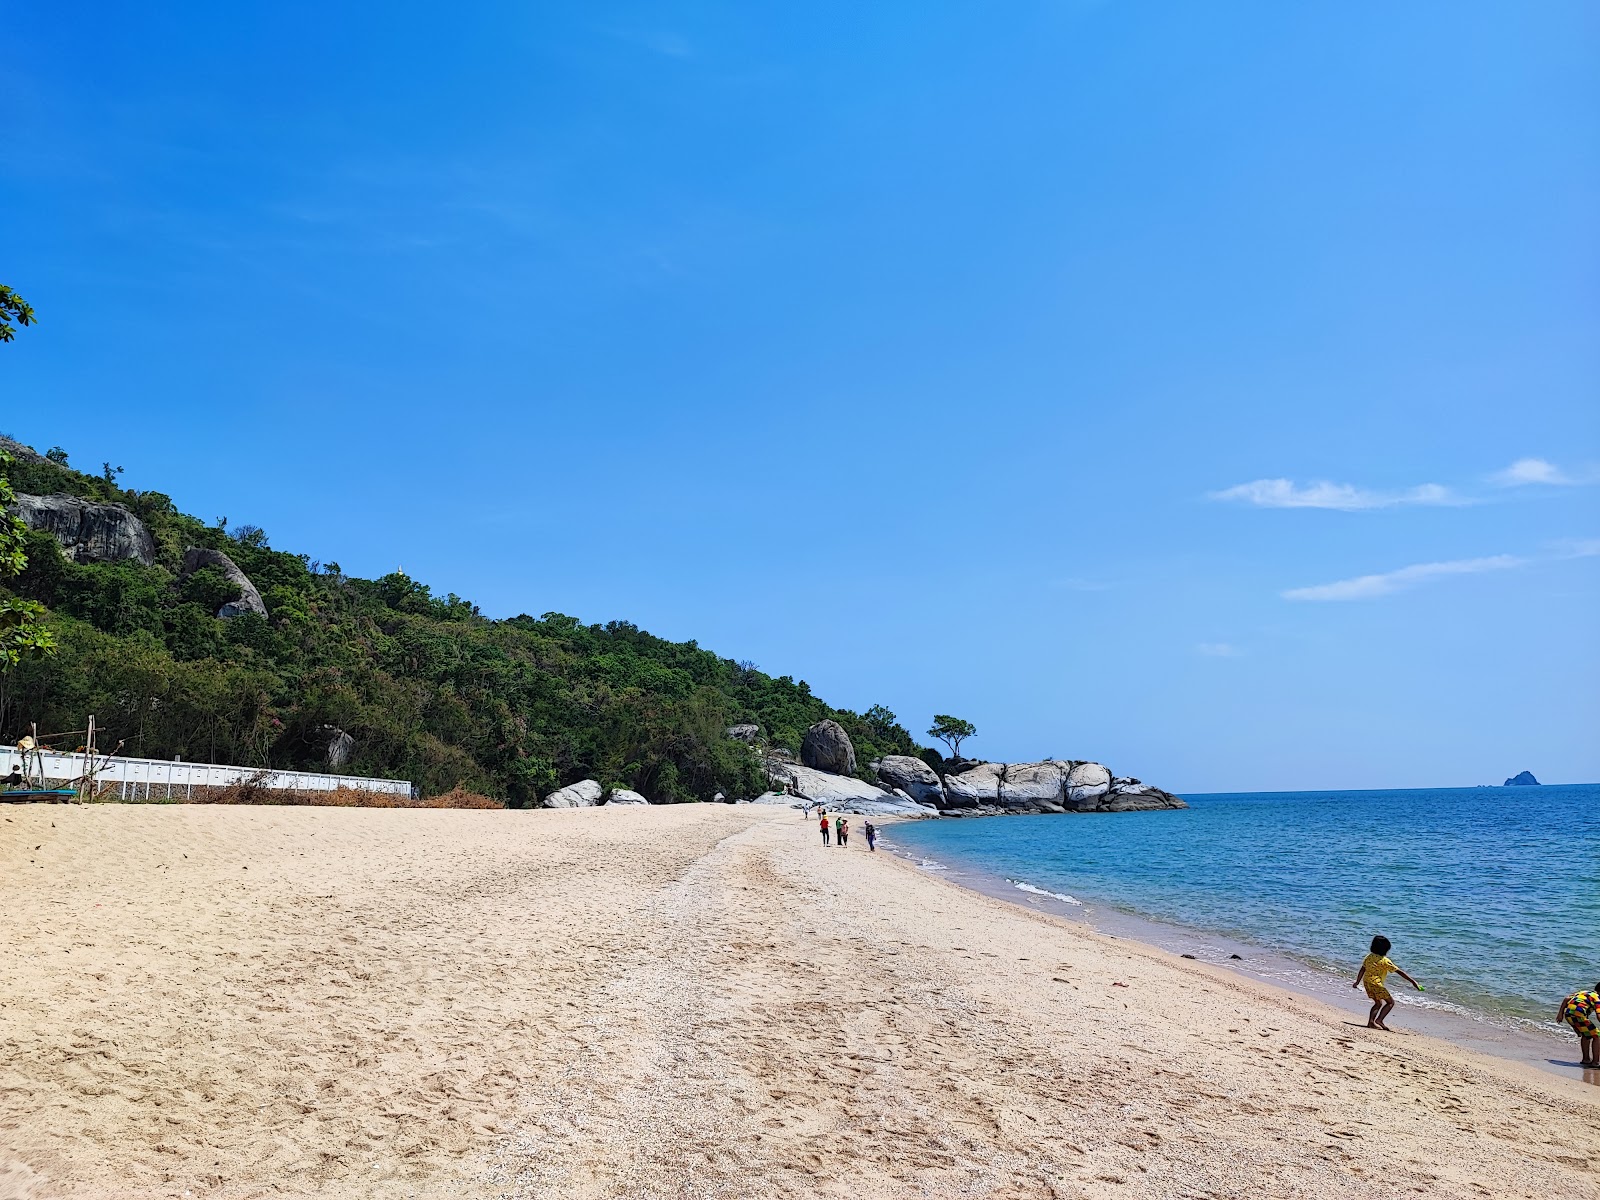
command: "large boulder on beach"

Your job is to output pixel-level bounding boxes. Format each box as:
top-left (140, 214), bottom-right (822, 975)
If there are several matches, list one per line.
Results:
top-left (941, 762), bottom-right (1004, 808)
top-left (606, 788), bottom-right (649, 805)
top-left (13, 493), bottom-right (156, 565)
top-left (801, 720), bottom-right (857, 775)
top-left (757, 768), bottom-right (935, 817)
top-left (999, 761), bottom-right (1070, 811)
top-left (543, 779), bottom-right (603, 808)
top-left (180, 547), bottom-right (268, 619)
top-left (1064, 761), bottom-right (1113, 808)
top-left (768, 762), bottom-right (884, 805)
top-left (876, 755), bottom-right (945, 808)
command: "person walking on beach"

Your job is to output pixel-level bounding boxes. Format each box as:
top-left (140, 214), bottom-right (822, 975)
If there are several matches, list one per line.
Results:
top-left (864, 820), bottom-right (877, 852)
top-left (1556, 983), bottom-right (1600, 1068)
top-left (818, 810), bottom-right (830, 846)
top-left (1352, 935), bottom-right (1422, 1030)
top-left (835, 816), bottom-right (848, 847)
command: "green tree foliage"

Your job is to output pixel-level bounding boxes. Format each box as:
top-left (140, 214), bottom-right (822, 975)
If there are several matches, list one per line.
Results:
top-left (1, 451), bottom-right (59, 667)
top-left (927, 714), bottom-right (976, 759)
top-left (0, 284), bottom-right (35, 342)
top-left (0, 287), bottom-right (56, 668)
top-left (0, 442), bottom-right (929, 804)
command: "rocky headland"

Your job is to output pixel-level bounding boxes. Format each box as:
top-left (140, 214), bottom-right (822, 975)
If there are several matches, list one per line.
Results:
top-left (752, 718), bottom-right (1184, 818)
top-left (536, 717), bottom-right (1185, 816)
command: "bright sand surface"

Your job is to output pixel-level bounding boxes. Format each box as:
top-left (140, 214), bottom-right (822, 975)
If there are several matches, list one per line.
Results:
top-left (1, 803), bottom-right (1596, 1199)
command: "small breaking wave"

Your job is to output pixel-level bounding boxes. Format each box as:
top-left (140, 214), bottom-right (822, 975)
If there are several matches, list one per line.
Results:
top-left (1009, 879), bottom-right (1082, 906)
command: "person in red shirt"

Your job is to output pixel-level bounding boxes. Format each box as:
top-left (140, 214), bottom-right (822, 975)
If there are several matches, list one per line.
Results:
top-left (818, 809), bottom-right (830, 846)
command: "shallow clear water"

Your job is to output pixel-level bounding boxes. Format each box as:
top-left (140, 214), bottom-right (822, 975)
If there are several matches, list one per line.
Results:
top-left (888, 784), bottom-right (1600, 1027)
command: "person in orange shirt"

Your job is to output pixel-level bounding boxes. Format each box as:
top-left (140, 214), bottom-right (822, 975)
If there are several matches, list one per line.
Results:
top-left (1351, 935), bottom-right (1422, 1030)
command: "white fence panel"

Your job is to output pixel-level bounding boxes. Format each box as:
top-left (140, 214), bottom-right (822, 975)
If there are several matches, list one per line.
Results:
top-left (1, 747), bottom-right (413, 799)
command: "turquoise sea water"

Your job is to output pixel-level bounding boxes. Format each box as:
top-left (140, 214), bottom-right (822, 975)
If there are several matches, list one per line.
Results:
top-left (887, 784), bottom-right (1600, 1029)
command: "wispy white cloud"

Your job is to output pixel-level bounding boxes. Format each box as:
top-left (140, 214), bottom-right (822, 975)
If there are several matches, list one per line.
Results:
top-left (1283, 554), bottom-right (1525, 601)
top-left (1196, 642), bottom-right (1242, 657)
top-left (1490, 458), bottom-right (1588, 487)
top-left (1550, 537), bottom-right (1600, 559)
top-left (1216, 458), bottom-right (1598, 510)
top-left (1284, 537), bottom-right (1600, 601)
top-left (1209, 479), bottom-right (1463, 511)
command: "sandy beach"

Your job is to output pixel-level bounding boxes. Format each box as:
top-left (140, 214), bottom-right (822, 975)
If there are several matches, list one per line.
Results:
top-left (1, 802), bottom-right (1596, 1199)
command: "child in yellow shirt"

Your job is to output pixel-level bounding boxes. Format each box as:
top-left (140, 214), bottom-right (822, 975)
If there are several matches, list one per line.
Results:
top-left (1351, 935), bottom-right (1422, 1030)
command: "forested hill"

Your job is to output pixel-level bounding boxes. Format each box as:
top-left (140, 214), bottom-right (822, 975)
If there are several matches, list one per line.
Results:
top-left (0, 438), bottom-right (926, 805)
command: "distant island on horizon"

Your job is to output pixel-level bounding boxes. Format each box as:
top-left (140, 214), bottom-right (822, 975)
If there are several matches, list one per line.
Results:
top-left (1503, 770), bottom-right (1540, 786)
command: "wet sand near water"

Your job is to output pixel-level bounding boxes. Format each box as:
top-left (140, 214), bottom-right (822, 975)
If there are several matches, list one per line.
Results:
top-left (1, 803), bottom-right (1596, 1198)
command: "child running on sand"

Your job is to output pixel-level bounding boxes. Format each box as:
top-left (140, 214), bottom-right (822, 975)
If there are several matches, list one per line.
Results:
top-left (1352, 935), bottom-right (1422, 1030)
top-left (1556, 984), bottom-right (1600, 1068)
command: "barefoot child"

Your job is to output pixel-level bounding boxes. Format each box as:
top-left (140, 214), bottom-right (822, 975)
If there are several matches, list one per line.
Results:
top-left (1556, 984), bottom-right (1600, 1068)
top-left (1352, 935), bottom-right (1421, 1029)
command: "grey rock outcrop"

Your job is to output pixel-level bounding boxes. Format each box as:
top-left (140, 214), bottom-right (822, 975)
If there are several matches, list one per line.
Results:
top-left (942, 762), bottom-right (1004, 808)
top-left (1503, 770), bottom-right (1539, 786)
top-left (753, 776), bottom-right (935, 818)
top-left (544, 779), bottom-right (603, 808)
top-left (1065, 761), bottom-right (1112, 808)
top-left (318, 725), bottom-right (355, 768)
top-left (1000, 760), bottom-right (1070, 811)
top-left (1100, 778), bottom-right (1186, 812)
top-left (801, 720), bottom-right (856, 775)
top-left (876, 755), bottom-right (945, 808)
top-left (0, 436), bottom-right (45, 464)
top-left (768, 761), bottom-right (884, 805)
top-left (606, 788), bottom-right (650, 805)
top-left (725, 723), bottom-right (761, 744)
top-left (180, 547), bottom-right (268, 619)
top-left (13, 493), bottom-right (156, 565)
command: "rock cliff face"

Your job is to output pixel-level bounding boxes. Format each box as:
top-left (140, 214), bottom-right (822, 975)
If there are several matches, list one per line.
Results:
top-left (180, 547), bottom-right (268, 619)
top-left (801, 719), bottom-right (857, 775)
top-left (1503, 770), bottom-right (1540, 786)
top-left (13, 493), bottom-right (156, 565)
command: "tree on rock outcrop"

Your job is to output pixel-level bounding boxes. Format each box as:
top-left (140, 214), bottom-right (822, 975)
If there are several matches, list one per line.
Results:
top-left (927, 714), bottom-right (976, 760)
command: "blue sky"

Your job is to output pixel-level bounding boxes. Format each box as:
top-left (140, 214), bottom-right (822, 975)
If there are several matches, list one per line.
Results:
top-left (3, 2), bottom-right (1596, 790)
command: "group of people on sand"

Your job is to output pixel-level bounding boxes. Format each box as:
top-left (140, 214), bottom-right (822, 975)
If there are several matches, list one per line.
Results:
top-left (814, 807), bottom-right (876, 853)
top-left (1355, 935), bottom-right (1600, 1071)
